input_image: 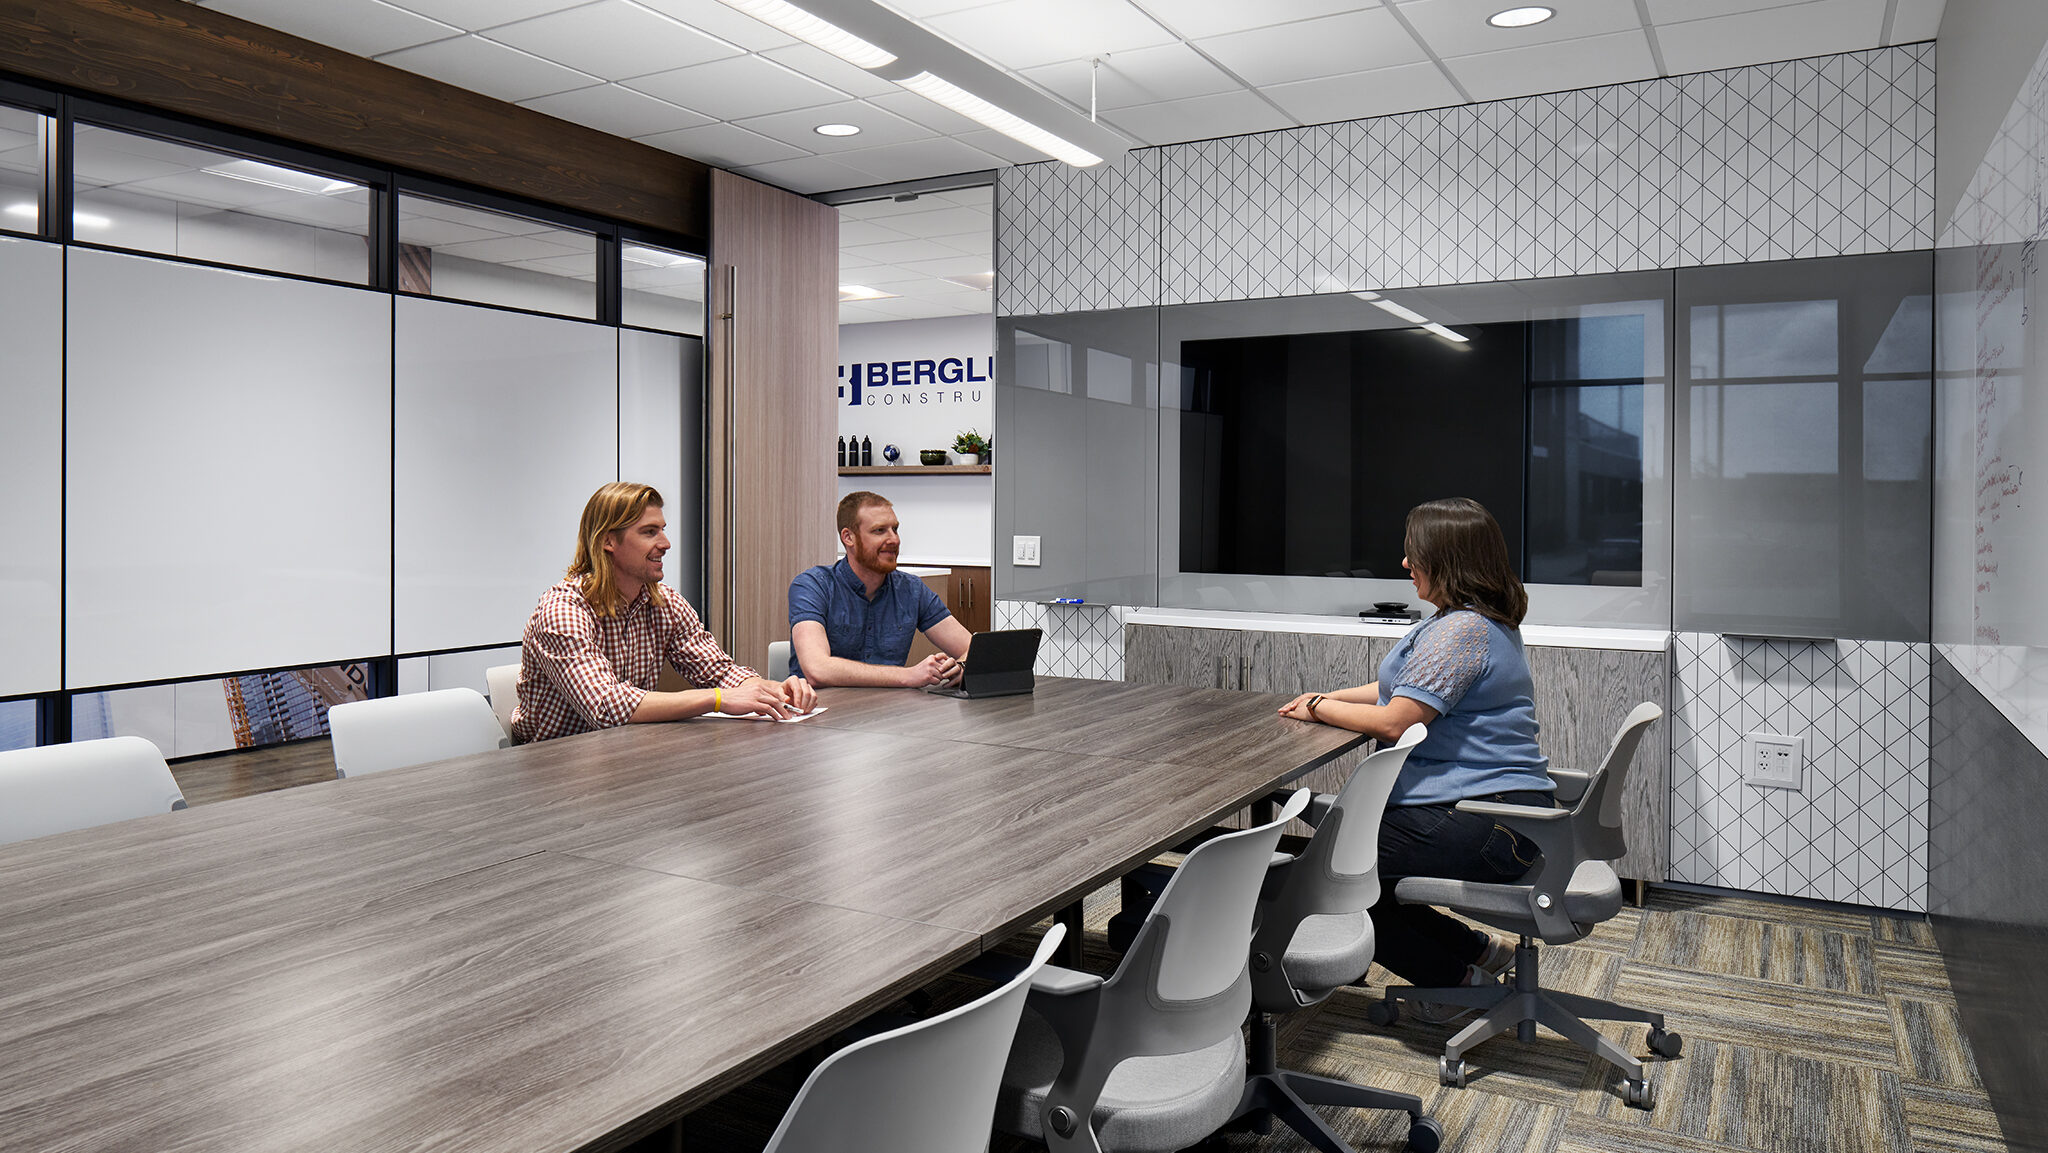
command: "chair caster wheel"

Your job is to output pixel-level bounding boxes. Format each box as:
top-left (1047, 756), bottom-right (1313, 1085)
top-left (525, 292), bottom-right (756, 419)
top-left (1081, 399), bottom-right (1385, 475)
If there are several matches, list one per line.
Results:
top-left (1406, 1115), bottom-right (1444, 1153)
top-left (1648, 1028), bottom-right (1683, 1059)
top-left (1623, 1077), bottom-right (1655, 1109)
top-left (1438, 1056), bottom-right (1467, 1088)
top-left (1367, 1000), bottom-right (1400, 1027)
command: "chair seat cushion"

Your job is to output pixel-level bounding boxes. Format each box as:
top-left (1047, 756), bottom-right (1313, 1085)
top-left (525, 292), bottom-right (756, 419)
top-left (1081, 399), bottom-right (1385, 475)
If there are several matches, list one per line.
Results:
top-left (1393, 860), bottom-right (1623, 942)
top-left (1282, 910), bottom-right (1373, 994)
top-left (997, 1006), bottom-right (1246, 1153)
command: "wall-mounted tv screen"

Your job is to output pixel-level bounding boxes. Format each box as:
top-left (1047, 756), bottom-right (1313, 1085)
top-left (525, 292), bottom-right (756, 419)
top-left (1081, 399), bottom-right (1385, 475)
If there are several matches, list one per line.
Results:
top-left (1178, 314), bottom-right (1646, 586)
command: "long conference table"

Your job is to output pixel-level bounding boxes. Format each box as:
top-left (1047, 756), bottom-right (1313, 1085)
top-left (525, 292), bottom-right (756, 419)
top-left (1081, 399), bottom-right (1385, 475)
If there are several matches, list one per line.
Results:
top-left (0, 677), bottom-right (1365, 1153)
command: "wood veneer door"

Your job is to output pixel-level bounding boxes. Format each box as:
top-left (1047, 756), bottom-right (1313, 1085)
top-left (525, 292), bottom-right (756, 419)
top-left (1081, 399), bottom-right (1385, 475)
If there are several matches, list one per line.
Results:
top-left (955, 566), bottom-right (991, 634)
top-left (708, 171), bottom-right (837, 674)
top-left (1525, 644), bottom-right (1670, 884)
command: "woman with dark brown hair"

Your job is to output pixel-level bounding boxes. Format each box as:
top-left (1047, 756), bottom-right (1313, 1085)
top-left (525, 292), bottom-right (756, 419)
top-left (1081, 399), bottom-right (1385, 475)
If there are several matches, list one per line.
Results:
top-left (1278, 497), bottom-right (1551, 1014)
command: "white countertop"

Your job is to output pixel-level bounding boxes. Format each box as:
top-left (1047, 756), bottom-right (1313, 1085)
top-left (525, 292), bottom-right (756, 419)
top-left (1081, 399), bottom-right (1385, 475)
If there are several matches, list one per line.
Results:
top-left (1123, 607), bottom-right (1669, 652)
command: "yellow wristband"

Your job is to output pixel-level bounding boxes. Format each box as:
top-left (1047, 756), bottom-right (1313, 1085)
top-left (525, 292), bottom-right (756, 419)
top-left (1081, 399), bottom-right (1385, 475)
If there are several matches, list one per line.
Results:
top-left (714, 687), bottom-right (722, 713)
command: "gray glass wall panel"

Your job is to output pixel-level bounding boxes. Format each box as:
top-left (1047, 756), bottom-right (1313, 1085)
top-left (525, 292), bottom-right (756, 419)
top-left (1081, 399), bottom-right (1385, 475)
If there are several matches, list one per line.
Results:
top-left (1674, 252), bottom-right (1933, 641)
top-left (995, 308), bottom-right (1159, 606)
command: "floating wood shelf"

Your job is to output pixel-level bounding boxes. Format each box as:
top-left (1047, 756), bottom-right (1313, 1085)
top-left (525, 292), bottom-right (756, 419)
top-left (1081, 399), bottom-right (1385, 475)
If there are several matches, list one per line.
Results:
top-left (838, 465), bottom-right (991, 475)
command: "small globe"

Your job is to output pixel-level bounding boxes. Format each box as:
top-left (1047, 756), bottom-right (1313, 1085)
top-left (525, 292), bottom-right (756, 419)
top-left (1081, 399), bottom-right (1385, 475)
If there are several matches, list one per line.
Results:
top-left (881, 443), bottom-right (900, 462)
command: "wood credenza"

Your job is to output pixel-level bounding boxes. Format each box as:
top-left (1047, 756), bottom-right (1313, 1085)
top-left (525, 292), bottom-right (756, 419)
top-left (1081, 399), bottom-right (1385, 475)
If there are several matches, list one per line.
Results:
top-left (1123, 620), bottom-right (1670, 885)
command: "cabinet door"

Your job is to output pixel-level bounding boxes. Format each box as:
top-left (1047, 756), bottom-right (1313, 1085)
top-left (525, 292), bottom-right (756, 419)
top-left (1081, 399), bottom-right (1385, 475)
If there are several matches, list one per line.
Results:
top-left (1525, 645), bottom-right (1669, 884)
top-left (954, 566), bottom-right (992, 634)
top-left (1124, 625), bottom-right (1240, 689)
top-left (903, 571), bottom-right (956, 665)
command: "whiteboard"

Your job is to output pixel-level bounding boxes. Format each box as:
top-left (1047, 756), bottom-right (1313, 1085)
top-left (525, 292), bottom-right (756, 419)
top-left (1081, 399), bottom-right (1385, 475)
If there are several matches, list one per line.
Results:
top-left (65, 248), bottom-right (393, 688)
top-left (394, 297), bottom-right (618, 653)
top-left (0, 238), bottom-right (62, 696)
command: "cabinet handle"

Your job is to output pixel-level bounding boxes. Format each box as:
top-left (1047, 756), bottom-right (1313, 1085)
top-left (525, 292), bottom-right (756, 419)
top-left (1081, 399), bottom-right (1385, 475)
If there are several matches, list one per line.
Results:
top-left (1237, 655), bottom-right (1245, 689)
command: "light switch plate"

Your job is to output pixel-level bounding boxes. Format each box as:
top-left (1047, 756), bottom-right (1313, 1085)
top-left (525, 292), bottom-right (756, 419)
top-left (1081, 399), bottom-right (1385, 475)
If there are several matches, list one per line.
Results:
top-left (1012, 535), bottom-right (1041, 566)
top-left (1743, 732), bottom-right (1804, 789)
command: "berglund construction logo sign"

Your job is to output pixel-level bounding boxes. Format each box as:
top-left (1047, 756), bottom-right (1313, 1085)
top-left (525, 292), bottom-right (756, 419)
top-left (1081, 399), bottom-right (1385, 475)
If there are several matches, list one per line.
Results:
top-left (839, 356), bottom-right (991, 407)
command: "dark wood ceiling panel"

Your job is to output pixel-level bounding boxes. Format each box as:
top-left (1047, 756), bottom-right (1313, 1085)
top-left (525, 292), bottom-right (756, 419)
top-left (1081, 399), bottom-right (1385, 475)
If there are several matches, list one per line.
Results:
top-left (0, 0), bottom-right (709, 241)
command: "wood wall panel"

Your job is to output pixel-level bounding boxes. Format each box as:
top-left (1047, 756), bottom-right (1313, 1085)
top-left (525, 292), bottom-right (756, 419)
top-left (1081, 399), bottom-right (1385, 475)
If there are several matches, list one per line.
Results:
top-left (0, 0), bottom-right (709, 239)
top-left (708, 170), bottom-right (837, 674)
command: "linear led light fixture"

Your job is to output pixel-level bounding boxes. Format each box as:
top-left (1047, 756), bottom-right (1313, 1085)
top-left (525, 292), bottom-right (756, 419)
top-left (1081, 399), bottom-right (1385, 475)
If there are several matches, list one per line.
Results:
top-left (622, 245), bottom-right (702, 268)
top-left (895, 71), bottom-right (1101, 167)
top-left (205, 159), bottom-right (359, 196)
top-left (713, 0), bottom-right (895, 68)
top-left (1354, 291), bottom-right (1469, 343)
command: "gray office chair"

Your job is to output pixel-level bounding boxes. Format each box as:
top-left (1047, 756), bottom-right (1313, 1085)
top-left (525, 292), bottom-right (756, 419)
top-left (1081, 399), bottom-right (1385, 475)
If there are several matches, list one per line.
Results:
top-left (761, 923), bottom-right (1067, 1153)
top-left (327, 687), bottom-right (509, 779)
top-left (0, 736), bottom-right (187, 845)
top-left (766, 640), bottom-right (793, 682)
top-left (1236, 724), bottom-right (1441, 1153)
top-left (995, 789), bottom-right (1312, 1153)
top-left (1367, 702), bottom-right (1676, 1109)
top-left (484, 662), bottom-right (520, 739)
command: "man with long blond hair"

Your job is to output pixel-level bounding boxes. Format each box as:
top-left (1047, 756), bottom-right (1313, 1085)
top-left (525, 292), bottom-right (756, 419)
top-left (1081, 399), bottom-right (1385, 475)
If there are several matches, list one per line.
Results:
top-left (511, 481), bottom-right (815, 743)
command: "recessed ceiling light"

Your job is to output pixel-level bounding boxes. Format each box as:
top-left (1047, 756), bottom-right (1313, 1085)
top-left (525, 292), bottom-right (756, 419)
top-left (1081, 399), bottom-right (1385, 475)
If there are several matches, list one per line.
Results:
top-left (1487, 6), bottom-right (1555, 27)
top-left (840, 284), bottom-right (899, 302)
top-left (815, 123), bottom-right (862, 137)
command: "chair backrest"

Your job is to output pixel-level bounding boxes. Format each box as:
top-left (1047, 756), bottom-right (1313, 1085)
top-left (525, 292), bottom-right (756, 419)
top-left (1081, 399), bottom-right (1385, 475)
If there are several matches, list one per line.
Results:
top-left (1324, 723), bottom-right (1427, 879)
top-left (1125, 789), bottom-right (1313, 1005)
top-left (1573, 701), bottom-right (1663, 864)
top-left (0, 736), bottom-right (186, 846)
top-left (762, 923), bottom-right (1067, 1153)
top-left (483, 663), bottom-right (520, 739)
top-left (327, 688), bottom-right (509, 779)
top-left (766, 640), bottom-right (792, 682)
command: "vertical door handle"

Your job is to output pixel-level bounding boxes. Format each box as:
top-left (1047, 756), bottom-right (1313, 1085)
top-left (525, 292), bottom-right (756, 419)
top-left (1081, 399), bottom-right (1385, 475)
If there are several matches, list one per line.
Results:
top-left (719, 264), bottom-right (738, 637)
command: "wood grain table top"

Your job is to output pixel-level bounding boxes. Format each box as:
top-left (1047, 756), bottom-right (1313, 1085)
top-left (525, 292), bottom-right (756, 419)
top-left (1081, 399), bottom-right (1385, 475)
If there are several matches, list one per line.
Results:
top-left (0, 677), bottom-right (1362, 1153)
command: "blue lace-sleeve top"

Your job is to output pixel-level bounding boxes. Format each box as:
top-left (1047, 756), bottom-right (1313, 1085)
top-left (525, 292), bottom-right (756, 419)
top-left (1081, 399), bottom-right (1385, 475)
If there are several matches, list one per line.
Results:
top-left (1376, 608), bottom-right (1552, 806)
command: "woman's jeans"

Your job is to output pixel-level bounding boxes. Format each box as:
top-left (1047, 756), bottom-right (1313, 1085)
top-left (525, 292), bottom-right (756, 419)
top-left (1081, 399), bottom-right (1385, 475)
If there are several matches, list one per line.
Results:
top-left (1368, 790), bottom-right (1553, 988)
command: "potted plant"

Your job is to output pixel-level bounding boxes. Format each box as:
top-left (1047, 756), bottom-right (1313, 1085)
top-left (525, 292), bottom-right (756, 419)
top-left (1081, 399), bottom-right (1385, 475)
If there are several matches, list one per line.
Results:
top-left (953, 429), bottom-right (989, 465)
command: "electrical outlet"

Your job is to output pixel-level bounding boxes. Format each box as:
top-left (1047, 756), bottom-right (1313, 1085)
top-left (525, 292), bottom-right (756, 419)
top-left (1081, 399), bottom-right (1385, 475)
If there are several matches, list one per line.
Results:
top-left (1012, 535), bottom-right (1041, 566)
top-left (1743, 732), bottom-right (1804, 790)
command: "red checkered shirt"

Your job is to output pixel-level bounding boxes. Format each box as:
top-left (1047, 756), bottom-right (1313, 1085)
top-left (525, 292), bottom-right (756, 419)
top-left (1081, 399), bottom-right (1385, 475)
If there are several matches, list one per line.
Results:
top-left (511, 579), bottom-right (759, 744)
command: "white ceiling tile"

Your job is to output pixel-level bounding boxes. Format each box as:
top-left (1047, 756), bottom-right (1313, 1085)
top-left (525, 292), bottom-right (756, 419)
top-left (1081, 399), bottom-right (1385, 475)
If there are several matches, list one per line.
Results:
top-left (375, 34), bottom-right (601, 102)
top-left (923, 0), bottom-right (1179, 70)
top-left (839, 219), bottom-right (919, 246)
top-left (1657, 0), bottom-right (1885, 75)
top-left (1643, 0), bottom-right (1822, 21)
top-left (880, 296), bottom-right (988, 319)
top-left (895, 252), bottom-right (998, 278)
top-left (1019, 42), bottom-right (1241, 112)
top-left (631, 0), bottom-right (795, 50)
top-left (1137, 0), bottom-right (1376, 40)
top-left (840, 298), bottom-right (921, 323)
top-left (760, 43), bottom-right (900, 99)
top-left (864, 89), bottom-right (988, 136)
top-left (206, 0), bottom-right (462, 56)
top-left (843, 236), bottom-right (974, 264)
top-left (930, 230), bottom-right (993, 257)
top-left (952, 128), bottom-right (1062, 165)
top-left (733, 154), bottom-right (875, 194)
top-left (835, 137), bottom-right (1011, 182)
top-left (483, 0), bottom-right (738, 79)
top-left (732, 101), bottom-right (937, 153)
top-left (623, 54), bottom-right (850, 119)
top-left (872, 0), bottom-right (998, 15)
top-left (1263, 60), bottom-right (1464, 124)
top-left (380, 0), bottom-right (585, 31)
top-left (518, 84), bottom-right (712, 137)
top-left (1399, 0), bottom-right (1644, 58)
top-left (1888, 0), bottom-right (1944, 42)
top-left (1196, 8), bottom-right (1428, 86)
top-left (634, 121), bottom-right (808, 166)
top-left (878, 204), bottom-right (992, 236)
top-left (1443, 29), bottom-right (1658, 102)
top-left (1102, 89), bottom-right (1296, 145)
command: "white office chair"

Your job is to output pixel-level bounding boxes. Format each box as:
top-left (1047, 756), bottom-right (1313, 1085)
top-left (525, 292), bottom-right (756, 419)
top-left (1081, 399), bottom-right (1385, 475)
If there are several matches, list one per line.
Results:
top-left (766, 640), bottom-right (792, 682)
top-left (0, 736), bottom-right (187, 846)
top-left (484, 663), bottom-right (520, 739)
top-left (327, 687), bottom-right (509, 779)
top-left (762, 923), bottom-right (1067, 1153)
top-left (996, 790), bottom-right (1312, 1153)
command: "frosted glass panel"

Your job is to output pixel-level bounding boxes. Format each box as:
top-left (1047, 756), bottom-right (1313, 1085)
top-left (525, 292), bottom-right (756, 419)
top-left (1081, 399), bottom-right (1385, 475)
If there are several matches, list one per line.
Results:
top-left (0, 104), bottom-right (47, 235)
top-left (65, 248), bottom-right (392, 687)
top-left (399, 194), bottom-right (595, 319)
top-left (620, 328), bottom-right (703, 609)
top-left (621, 242), bottom-right (705, 335)
top-left (395, 297), bottom-right (618, 652)
top-left (0, 238), bottom-right (62, 696)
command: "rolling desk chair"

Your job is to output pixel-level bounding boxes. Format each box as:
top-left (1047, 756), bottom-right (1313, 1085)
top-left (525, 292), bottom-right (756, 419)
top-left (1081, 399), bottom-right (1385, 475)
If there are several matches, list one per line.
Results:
top-left (995, 790), bottom-right (1312, 1153)
top-left (327, 687), bottom-right (508, 779)
top-left (0, 736), bottom-right (187, 845)
top-left (761, 924), bottom-right (1066, 1153)
top-left (484, 663), bottom-right (520, 739)
top-left (1368, 702), bottom-right (1675, 1108)
top-left (1236, 724), bottom-right (1441, 1153)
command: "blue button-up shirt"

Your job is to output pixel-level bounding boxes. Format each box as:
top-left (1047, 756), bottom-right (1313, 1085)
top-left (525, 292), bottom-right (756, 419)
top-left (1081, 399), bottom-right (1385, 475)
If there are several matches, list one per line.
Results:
top-left (787, 558), bottom-right (952, 680)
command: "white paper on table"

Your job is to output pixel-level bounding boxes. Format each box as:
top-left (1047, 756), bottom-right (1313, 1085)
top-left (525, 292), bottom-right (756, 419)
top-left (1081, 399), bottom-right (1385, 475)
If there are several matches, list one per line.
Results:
top-left (699, 705), bottom-right (828, 723)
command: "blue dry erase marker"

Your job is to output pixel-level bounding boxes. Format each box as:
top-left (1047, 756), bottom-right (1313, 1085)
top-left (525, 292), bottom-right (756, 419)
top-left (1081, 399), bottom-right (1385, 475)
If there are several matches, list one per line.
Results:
top-left (1052, 597), bottom-right (1085, 604)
